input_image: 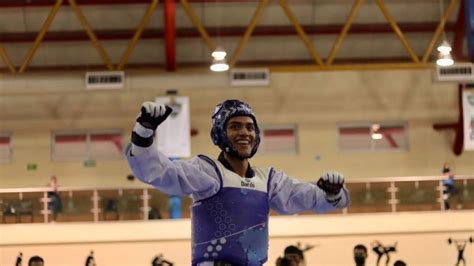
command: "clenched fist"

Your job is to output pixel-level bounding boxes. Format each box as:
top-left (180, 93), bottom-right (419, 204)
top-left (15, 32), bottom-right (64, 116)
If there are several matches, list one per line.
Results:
top-left (317, 171), bottom-right (345, 205)
top-left (136, 101), bottom-right (173, 130)
top-left (131, 102), bottom-right (173, 148)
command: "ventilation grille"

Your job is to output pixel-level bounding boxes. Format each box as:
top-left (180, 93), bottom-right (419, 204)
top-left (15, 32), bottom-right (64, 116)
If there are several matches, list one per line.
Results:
top-left (230, 68), bottom-right (270, 86)
top-left (85, 71), bottom-right (125, 90)
top-left (435, 63), bottom-right (474, 82)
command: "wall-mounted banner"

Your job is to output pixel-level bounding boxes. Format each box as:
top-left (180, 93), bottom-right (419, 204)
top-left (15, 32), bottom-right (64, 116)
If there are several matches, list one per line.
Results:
top-left (463, 88), bottom-right (474, 151)
top-left (155, 96), bottom-right (191, 158)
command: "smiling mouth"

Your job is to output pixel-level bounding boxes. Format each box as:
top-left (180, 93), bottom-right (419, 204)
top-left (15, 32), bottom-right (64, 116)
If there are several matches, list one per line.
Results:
top-left (236, 140), bottom-right (251, 146)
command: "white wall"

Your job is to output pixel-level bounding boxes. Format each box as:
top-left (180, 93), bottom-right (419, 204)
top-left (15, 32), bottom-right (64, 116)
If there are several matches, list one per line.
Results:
top-left (1, 69), bottom-right (473, 189)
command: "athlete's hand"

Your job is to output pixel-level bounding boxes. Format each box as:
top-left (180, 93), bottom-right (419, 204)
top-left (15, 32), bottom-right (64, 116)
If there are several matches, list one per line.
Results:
top-left (131, 102), bottom-right (173, 148)
top-left (317, 171), bottom-right (345, 205)
top-left (136, 101), bottom-right (173, 131)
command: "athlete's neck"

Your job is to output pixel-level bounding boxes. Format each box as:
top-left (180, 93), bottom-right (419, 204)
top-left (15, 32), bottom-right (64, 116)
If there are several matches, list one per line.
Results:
top-left (223, 152), bottom-right (249, 177)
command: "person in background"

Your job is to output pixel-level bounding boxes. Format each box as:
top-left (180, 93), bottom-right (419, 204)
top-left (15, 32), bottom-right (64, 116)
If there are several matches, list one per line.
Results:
top-left (275, 257), bottom-right (298, 266)
top-left (152, 254), bottom-right (174, 266)
top-left (148, 206), bottom-right (162, 220)
top-left (371, 241), bottom-right (397, 266)
top-left (47, 175), bottom-right (62, 221)
top-left (168, 195), bottom-right (182, 219)
top-left (126, 99), bottom-right (350, 265)
top-left (28, 256), bottom-right (44, 266)
top-left (454, 240), bottom-right (467, 266)
top-left (393, 260), bottom-right (407, 266)
top-left (353, 244), bottom-right (368, 266)
top-left (283, 245), bottom-right (305, 266)
top-left (442, 163), bottom-right (459, 210)
top-left (371, 241), bottom-right (384, 265)
top-left (85, 250), bottom-right (96, 266)
top-left (15, 252), bottom-right (22, 266)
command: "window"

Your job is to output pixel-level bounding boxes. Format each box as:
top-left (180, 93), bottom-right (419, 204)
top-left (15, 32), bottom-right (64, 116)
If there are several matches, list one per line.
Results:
top-left (53, 130), bottom-right (123, 161)
top-left (258, 125), bottom-right (298, 155)
top-left (338, 123), bottom-right (407, 151)
top-left (0, 133), bottom-right (12, 163)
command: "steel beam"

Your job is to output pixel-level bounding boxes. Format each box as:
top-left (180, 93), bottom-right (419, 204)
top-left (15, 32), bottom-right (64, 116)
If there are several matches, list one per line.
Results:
top-left (465, 0), bottom-right (474, 61)
top-left (164, 0), bottom-right (176, 71)
top-left (117, 0), bottom-right (159, 70)
top-left (453, 0), bottom-right (465, 60)
top-left (422, 0), bottom-right (458, 63)
top-left (0, 61), bottom-right (433, 74)
top-left (229, 0), bottom-right (269, 67)
top-left (68, 0), bottom-right (114, 70)
top-left (278, 0), bottom-right (323, 65)
top-left (375, 0), bottom-right (419, 63)
top-left (326, 0), bottom-right (364, 65)
top-left (0, 0), bottom-right (259, 7)
top-left (0, 23), bottom-right (457, 43)
top-left (0, 43), bottom-right (16, 73)
top-left (19, 0), bottom-right (63, 73)
top-left (179, 0), bottom-right (215, 52)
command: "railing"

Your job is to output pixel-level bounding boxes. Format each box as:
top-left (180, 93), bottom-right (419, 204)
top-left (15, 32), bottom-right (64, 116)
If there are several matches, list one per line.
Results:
top-left (0, 175), bottom-right (472, 224)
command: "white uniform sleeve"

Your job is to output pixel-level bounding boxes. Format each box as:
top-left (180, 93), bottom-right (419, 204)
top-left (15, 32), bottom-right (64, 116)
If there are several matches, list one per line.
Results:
top-left (125, 143), bottom-right (220, 200)
top-left (268, 169), bottom-right (350, 214)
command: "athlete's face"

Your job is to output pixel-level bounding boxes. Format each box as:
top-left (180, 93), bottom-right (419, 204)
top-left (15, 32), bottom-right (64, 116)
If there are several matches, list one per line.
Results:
top-left (226, 116), bottom-right (256, 158)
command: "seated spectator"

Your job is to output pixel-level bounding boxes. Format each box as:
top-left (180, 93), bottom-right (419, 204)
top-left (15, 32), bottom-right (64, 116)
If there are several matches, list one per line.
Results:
top-left (148, 206), bottom-right (162, 220)
top-left (283, 245), bottom-right (305, 266)
top-left (353, 244), bottom-right (368, 266)
top-left (394, 260), bottom-right (407, 266)
top-left (103, 198), bottom-right (119, 220)
top-left (275, 256), bottom-right (298, 266)
top-left (28, 256), bottom-right (44, 266)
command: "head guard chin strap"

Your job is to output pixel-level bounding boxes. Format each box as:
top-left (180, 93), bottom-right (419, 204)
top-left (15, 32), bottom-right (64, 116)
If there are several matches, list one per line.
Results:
top-left (210, 99), bottom-right (260, 159)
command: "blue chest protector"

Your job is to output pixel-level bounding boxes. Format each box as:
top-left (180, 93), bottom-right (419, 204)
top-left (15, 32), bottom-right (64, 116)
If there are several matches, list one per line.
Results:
top-left (191, 155), bottom-right (272, 266)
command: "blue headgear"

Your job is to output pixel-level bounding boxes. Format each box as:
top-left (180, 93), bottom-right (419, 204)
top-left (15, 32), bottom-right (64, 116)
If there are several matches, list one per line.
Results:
top-left (211, 99), bottom-right (260, 159)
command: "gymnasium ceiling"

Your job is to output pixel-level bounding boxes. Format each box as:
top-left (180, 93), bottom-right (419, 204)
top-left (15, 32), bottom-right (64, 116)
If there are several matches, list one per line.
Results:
top-left (0, 0), bottom-right (467, 74)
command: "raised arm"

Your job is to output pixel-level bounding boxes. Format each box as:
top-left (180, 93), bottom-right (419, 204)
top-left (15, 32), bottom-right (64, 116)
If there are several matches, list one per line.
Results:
top-left (126, 101), bottom-right (220, 199)
top-left (268, 169), bottom-right (350, 214)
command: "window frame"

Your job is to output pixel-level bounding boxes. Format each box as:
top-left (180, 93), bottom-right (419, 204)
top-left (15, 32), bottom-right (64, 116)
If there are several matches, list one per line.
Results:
top-left (337, 122), bottom-right (408, 152)
top-left (0, 132), bottom-right (12, 164)
top-left (258, 124), bottom-right (299, 155)
top-left (52, 129), bottom-right (124, 161)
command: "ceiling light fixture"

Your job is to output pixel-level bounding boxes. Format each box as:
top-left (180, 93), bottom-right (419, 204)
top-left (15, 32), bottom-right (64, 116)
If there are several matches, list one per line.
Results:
top-left (210, 59), bottom-right (230, 72)
top-left (211, 47), bottom-right (227, 60)
top-left (210, 47), bottom-right (229, 72)
top-left (436, 51), bottom-right (454, 67)
top-left (436, 0), bottom-right (454, 67)
top-left (210, 2), bottom-right (229, 73)
top-left (371, 124), bottom-right (383, 140)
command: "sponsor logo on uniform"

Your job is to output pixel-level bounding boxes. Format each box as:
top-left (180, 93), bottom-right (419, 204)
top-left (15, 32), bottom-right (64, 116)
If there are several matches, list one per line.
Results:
top-left (241, 178), bottom-right (255, 188)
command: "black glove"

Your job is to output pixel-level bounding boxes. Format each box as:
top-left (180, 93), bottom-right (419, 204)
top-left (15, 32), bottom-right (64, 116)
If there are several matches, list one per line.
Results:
top-left (317, 171), bottom-right (344, 194)
top-left (136, 102), bottom-right (173, 130)
top-left (317, 172), bottom-right (345, 205)
top-left (132, 102), bottom-right (173, 148)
